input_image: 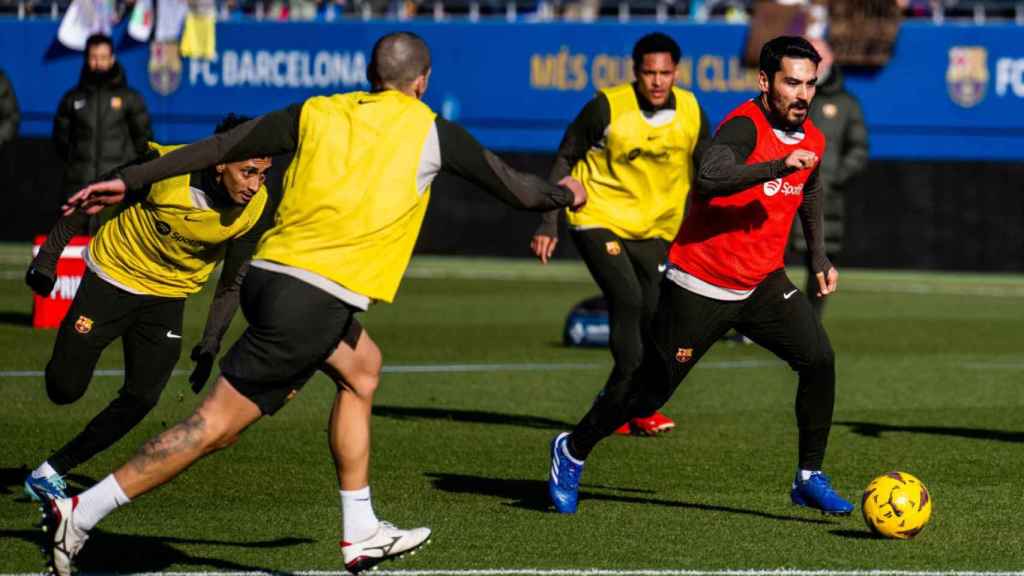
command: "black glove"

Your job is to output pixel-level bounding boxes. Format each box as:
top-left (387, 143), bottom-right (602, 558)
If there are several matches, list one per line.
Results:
top-left (25, 266), bottom-right (57, 297)
top-left (189, 345), bottom-right (215, 394)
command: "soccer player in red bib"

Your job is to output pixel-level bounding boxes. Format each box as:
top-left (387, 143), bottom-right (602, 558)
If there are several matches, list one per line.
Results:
top-left (548, 36), bottom-right (854, 516)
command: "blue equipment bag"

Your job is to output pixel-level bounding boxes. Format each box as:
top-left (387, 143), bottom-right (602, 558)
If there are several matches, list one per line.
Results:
top-left (563, 295), bottom-right (610, 347)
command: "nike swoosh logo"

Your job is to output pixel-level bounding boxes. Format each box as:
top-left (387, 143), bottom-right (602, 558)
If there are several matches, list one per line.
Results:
top-left (166, 331), bottom-right (182, 339)
top-left (358, 99), bottom-right (377, 105)
top-left (783, 289), bottom-right (798, 300)
top-left (184, 215), bottom-right (202, 222)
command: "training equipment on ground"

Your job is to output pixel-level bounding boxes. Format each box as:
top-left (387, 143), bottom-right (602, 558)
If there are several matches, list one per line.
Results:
top-left (861, 471), bottom-right (933, 539)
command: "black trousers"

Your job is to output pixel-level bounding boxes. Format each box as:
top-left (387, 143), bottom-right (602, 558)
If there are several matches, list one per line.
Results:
top-left (46, 270), bottom-right (185, 475)
top-left (571, 268), bottom-right (836, 470)
top-left (571, 228), bottom-right (668, 413)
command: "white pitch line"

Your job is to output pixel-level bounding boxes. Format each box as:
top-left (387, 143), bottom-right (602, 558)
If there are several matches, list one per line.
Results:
top-left (0, 360), bottom-right (774, 379)
top-left (368, 572), bottom-right (1024, 576)
top-left (4, 565), bottom-right (1019, 569)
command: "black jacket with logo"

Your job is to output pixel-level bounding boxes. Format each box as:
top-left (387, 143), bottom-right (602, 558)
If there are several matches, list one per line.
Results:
top-left (53, 61), bottom-right (152, 194)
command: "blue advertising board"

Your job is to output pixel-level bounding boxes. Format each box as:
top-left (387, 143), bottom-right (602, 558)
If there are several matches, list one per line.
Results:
top-left (1, 19), bottom-right (1022, 159)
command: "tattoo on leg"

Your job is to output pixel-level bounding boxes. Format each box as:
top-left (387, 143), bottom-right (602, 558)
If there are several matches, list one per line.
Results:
top-left (129, 413), bottom-right (208, 474)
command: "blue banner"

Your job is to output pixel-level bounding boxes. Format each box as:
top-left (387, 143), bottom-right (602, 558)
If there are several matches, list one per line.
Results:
top-left (1, 19), bottom-right (1023, 159)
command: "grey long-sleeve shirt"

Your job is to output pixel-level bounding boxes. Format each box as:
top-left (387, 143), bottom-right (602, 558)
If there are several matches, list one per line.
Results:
top-left (121, 101), bottom-right (574, 212)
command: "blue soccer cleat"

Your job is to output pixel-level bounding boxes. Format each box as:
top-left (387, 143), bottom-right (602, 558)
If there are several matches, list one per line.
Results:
top-left (548, 432), bottom-right (584, 514)
top-left (24, 472), bottom-right (67, 502)
top-left (790, 471), bottom-right (854, 516)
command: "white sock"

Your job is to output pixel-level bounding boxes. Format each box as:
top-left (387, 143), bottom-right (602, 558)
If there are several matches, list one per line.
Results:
top-left (73, 474), bottom-right (130, 532)
top-left (341, 487), bottom-right (379, 544)
top-left (32, 461), bottom-right (59, 479)
top-left (799, 469), bottom-right (820, 481)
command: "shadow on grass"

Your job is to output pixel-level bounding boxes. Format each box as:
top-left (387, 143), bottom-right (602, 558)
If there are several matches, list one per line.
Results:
top-left (426, 472), bottom-right (834, 525)
top-left (830, 528), bottom-right (879, 540)
top-left (836, 421), bottom-right (1024, 443)
top-left (374, 405), bottom-right (574, 430)
top-left (0, 467), bottom-right (97, 498)
top-left (0, 528), bottom-right (312, 574)
top-left (0, 311), bottom-right (33, 327)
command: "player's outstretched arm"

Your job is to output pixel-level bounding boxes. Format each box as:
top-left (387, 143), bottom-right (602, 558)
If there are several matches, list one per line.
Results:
top-left (113, 104), bottom-right (302, 194)
top-left (436, 117), bottom-right (585, 212)
top-left (63, 178), bottom-right (127, 215)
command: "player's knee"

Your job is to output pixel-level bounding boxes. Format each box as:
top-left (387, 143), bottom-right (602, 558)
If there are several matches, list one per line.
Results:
top-left (44, 359), bottom-right (89, 405)
top-left (348, 367), bottom-right (381, 398)
top-left (207, 431), bottom-right (241, 452)
top-left (350, 343), bottom-right (383, 397)
top-left (807, 341), bottom-right (835, 374)
top-left (611, 292), bottom-right (645, 320)
top-left (192, 416), bottom-right (240, 454)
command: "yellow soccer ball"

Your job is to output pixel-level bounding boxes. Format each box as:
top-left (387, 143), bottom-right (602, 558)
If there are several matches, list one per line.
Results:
top-left (861, 471), bottom-right (933, 539)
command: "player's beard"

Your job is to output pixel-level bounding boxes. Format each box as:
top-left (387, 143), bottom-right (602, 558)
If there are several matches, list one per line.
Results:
top-left (766, 91), bottom-right (808, 131)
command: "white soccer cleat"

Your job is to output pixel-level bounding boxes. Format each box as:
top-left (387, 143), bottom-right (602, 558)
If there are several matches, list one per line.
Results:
top-left (41, 497), bottom-right (89, 576)
top-left (341, 520), bottom-right (431, 574)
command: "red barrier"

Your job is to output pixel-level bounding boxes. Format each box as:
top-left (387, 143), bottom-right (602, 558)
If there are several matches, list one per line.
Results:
top-left (32, 236), bottom-right (91, 329)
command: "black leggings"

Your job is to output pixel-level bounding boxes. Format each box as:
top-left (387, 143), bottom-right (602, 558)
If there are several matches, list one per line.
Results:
top-left (46, 271), bottom-right (184, 475)
top-left (571, 228), bottom-right (668, 411)
top-left (571, 268), bottom-right (836, 471)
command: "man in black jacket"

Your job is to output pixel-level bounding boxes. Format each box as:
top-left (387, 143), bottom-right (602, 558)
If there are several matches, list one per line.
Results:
top-left (52, 33), bottom-right (152, 228)
top-left (27, 34), bottom-right (153, 292)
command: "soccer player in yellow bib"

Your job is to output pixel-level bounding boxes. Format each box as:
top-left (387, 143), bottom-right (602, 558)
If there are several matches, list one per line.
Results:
top-left (531, 33), bottom-right (709, 436)
top-left (23, 114), bottom-right (273, 503)
top-left (41, 32), bottom-right (586, 575)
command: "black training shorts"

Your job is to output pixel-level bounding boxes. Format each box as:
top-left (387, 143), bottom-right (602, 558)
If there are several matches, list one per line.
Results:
top-left (220, 267), bottom-right (363, 415)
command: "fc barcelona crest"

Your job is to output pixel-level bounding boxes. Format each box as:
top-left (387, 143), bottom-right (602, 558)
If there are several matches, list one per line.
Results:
top-left (75, 315), bottom-right (93, 334)
top-left (947, 46), bottom-right (988, 108)
top-left (605, 241), bottom-right (622, 256)
top-left (675, 347), bottom-right (693, 363)
top-left (149, 41), bottom-right (182, 96)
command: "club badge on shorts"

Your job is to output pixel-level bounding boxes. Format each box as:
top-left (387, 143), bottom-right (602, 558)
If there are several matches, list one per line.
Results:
top-left (605, 241), bottom-right (622, 256)
top-left (675, 347), bottom-right (693, 363)
top-left (75, 315), bottom-right (93, 334)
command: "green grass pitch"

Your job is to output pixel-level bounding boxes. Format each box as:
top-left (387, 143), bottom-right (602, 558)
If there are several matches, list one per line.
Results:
top-left (1, 248), bottom-right (1023, 573)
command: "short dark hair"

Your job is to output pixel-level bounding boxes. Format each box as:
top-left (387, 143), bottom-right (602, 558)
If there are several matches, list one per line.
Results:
top-left (759, 36), bottom-right (821, 80)
top-left (632, 33), bottom-right (681, 70)
top-left (214, 114), bottom-right (253, 134)
top-left (369, 32), bottom-right (432, 89)
top-left (85, 33), bottom-right (113, 54)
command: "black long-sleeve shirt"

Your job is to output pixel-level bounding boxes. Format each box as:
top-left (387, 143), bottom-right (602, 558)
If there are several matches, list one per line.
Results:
top-left (536, 84), bottom-right (711, 237)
